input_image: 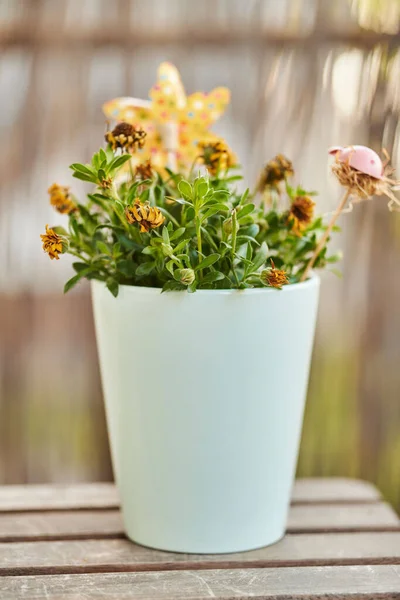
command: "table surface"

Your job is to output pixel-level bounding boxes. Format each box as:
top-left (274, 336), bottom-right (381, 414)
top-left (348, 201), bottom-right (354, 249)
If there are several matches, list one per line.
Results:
top-left (0, 479), bottom-right (399, 599)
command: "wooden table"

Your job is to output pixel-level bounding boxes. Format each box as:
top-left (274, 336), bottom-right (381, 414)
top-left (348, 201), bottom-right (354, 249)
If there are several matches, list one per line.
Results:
top-left (0, 479), bottom-right (399, 598)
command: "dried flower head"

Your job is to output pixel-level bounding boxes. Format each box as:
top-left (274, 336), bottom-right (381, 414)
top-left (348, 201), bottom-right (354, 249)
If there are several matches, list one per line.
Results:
top-left (105, 122), bottom-right (147, 154)
top-left (48, 183), bottom-right (76, 214)
top-left (135, 160), bottom-right (153, 181)
top-left (198, 138), bottom-right (236, 176)
top-left (289, 196), bottom-right (315, 234)
top-left (125, 199), bottom-right (165, 233)
top-left (257, 154), bottom-right (294, 193)
top-left (331, 148), bottom-right (400, 212)
top-left (99, 176), bottom-right (113, 189)
top-left (260, 261), bottom-right (288, 289)
top-left (40, 224), bottom-right (64, 260)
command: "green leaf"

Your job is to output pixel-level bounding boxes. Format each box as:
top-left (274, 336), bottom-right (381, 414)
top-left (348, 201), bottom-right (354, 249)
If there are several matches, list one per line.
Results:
top-left (237, 203), bottom-right (255, 220)
top-left (245, 242), bottom-right (253, 262)
top-left (170, 227), bottom-right (186, 242)
top-left (96, 241), bottom-right (110, 255)
top-left (162, 226), bottom-right (170, 244)
top-left (251, 242), bottom-right (269, 271)
top-left (136, 261), bottom-right (156, 276)
top-left (201, 204), bottom-right (229, 221)
top-left (194, 177), bottom-right (208, 198)
top-left (108, 154), bottom-right (132, 172)
top-left (199, 271), bottom-right (225, 284)
top-left (72, 262), bottom-right (89, 273)
top-left (166, 260), bottom-right (176, 276)
top-left (64, 274), bottom-right (83, 294)
top-left (116, 259), bottom-right (137, 277)
top-left (98, 168), bottom-right (107, 182)
top-left (64, 268), bottom-right (93, 293)
top-left (195, 253), bottom-right (220, 271)
top-left (69, 163), bottom-right (96, 176)
top-left (106, 279), bottom-right (119, 297)
top-left (161, 280), bottom-right (185, 293)
top-left (178, 180), bottom-right (193, 199)
top-left (239, 188), bottom-right (250, 205)
top-left (329, 267), bottom-right (343, 278)
top-left (72, 171), bottom-right (97, 183)
top-left (52, 226), bottom-right (68, 236)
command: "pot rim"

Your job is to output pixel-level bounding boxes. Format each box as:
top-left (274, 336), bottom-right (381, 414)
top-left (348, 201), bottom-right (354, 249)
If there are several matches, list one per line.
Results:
top-left (91, 272), bottom-right (320, 296)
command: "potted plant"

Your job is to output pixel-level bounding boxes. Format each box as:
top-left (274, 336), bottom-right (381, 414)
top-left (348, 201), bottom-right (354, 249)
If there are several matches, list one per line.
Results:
top-left (40, 64), bottom-right (398, 554)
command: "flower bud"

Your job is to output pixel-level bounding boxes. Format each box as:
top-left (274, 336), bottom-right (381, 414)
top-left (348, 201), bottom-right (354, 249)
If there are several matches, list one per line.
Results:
top-left (223, 215), bottom-right (239, 236)
top-left (178, 268), bottom-right (195, 286)
top-left (161, 243), bottom-right (174, 257)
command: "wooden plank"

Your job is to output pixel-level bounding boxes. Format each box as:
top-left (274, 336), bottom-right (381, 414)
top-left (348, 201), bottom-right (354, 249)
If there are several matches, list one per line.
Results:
top-left (1, 566), bottom-right (400, 599)
top-left (0, 479), bottom-right (381, 512)
top-left (292, 478), bottom-right (381, 504)
top-left (1, 533), bottom-right (400, 576)
top-left (288, 503), bottom-right (399, 533)
top-left (0, 483), bottom-right (118, 512)
top-left (0, 510), bottom-right (123, 542)
top-left (0, 503), bottom-right (397, 542)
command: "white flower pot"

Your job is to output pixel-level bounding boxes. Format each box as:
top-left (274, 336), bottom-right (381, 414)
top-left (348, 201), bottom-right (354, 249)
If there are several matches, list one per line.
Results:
top-left (92, 275), bottom-right (320, 554)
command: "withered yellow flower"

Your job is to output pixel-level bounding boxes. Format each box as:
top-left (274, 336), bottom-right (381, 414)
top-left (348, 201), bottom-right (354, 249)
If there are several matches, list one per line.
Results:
top-left (288, 196), bottom-right (315, 234)
top-left (48, 183), bottom-right (76, 214)
top-left (198, 138), bottom-right (236, 176)
top-left (257, 154), bottom-right (294, 192)
top-left (261, 261), bottom-right (288, 288)
top-left (105, 122), bottom-right (147, 154)
top-left (40, 224), bottom-right (64, 260)
top-left (125, 199), bottom-right (165, 233)
top-left (135, 160), bottom-right (153, 181)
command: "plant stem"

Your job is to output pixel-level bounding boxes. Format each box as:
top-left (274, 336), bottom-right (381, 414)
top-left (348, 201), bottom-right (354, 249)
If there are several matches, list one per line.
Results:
top-left (300, 188), bottom-right (351, 282)
top-left (196, 217), bottom-right (203, 278)
top-left (230, 209), bottom-right (240, 286)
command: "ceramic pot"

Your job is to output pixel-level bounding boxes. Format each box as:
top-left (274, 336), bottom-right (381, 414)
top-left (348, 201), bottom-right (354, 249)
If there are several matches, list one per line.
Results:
top-left (92, 275), bottom-right (320, 553)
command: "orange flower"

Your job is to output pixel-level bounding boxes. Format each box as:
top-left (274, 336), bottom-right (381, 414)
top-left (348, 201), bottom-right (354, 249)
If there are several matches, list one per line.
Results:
top-left (198, 138), bottom-right (236, 176)
top-left (125, 199), bottom-right (165, 233)
top-left (48, 183), bottom-right (76, 214)
top-left (257, 154), bottom-right (294, 192)
top-left (105, 122), bottom-right (147, 154)
top-left (40, 225), bottom-right (64, 260)
top-left (261, 261), bottom-right (288, 288)
top-left (135, 160), bottom-right (153, 181)
top-left (289, 196), bottom-right (315, 234)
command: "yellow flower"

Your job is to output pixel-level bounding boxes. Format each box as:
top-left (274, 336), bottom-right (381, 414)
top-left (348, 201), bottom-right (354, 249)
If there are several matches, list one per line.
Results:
top-left (198, 138), bottom-right (236, 176)
top-left (105, 122), bottom-right (147, 154)
top-left (125, 199), bottom-right (165, 233)
top-left (40, 224), bottom-right (64, 260)
top-left (48, 183), bottom-right (76, 214)
top-left (261, 261), bottom-right (288, 288)
top-left (288, 196), bottom-right (315, 234)
top-left (257, 154), bottom-right (294, 192)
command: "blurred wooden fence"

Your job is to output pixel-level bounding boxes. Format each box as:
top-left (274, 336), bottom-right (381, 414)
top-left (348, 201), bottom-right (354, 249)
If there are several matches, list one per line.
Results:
top-left (1, 0), bottom-right (400, 510)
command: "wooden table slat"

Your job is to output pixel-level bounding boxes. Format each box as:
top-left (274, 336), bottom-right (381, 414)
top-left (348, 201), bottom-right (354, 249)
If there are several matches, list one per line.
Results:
top-left (0, 479), bottom-right (398, 599)
top-left (1, 533), bottom-right (400, 577)
top-left (2, 566), bottom-right (400, 599)
top-left (0, 478), bottom-right (381, 512)
top-left (0, 502), bottom-right (397, 542)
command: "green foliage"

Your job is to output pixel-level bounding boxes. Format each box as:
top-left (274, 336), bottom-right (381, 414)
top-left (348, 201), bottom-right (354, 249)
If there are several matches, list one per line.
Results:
top-left (49, 146), bottom-right (341, 296)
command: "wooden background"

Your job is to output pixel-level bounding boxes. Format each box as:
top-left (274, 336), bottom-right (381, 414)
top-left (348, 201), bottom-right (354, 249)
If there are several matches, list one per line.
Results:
top-left (1, 0), bottom-right (400, 510)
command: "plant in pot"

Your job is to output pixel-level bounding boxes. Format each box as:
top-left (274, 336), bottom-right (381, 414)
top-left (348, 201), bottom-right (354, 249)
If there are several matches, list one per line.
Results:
top-left (40, 63), bottom-right (399, 554)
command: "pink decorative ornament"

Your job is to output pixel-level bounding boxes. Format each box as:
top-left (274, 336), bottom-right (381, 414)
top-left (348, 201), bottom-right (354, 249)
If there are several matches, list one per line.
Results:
top-left (328, 145), bottom-right (384, 179)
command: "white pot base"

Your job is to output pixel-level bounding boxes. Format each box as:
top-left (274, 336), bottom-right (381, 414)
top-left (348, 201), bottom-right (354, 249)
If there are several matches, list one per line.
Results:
top-left (124, 528), bottom-right (286, 555)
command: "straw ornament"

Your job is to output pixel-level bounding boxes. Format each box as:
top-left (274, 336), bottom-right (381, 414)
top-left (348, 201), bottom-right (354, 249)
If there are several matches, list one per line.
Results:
top-left (300, 145), bottom-right (400, 282)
